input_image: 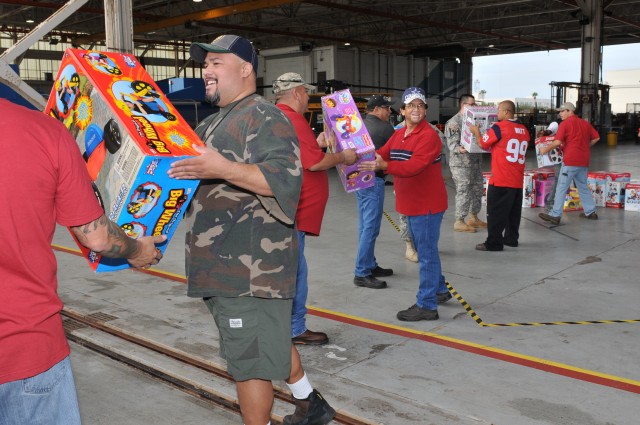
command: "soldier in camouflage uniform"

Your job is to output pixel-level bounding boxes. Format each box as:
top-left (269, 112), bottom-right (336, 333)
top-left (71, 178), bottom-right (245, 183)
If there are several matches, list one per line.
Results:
top-left (168, 35), bottom-right (335, 425)
top-left (444, 94), bottom-right (487, 233)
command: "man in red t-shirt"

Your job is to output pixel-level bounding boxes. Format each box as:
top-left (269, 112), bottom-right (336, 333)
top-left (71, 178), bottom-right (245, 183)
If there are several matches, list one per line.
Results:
top-left (539, 102), bottom-right (600, 225)
top-left (0, 99), bottom-right (165, 425)
top-left (274, 73), bottom-right (356, 345)
top-left (470, 100), bottom-right (530, 251)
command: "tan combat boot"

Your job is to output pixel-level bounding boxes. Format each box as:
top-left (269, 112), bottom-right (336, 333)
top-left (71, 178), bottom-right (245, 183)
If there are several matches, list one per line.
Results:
top-left (467, 213), bottom-right (488, 228)
top-left (405, 241), bottom-right (418, 262)
top-left (454, 219), bottom-right (476, 233)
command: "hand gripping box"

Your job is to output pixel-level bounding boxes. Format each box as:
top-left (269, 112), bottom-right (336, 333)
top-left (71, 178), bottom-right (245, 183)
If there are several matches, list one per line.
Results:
top-left (321, 89), bottom-right (376, 192)
top-left (604, 172), bottom-right (631, 208)
top-left (461, 106), bottom-right (496, 153)
top-left (534, 136), bottom-right (563, 168)
top-left (624, 181), bottom-right (640, 212)
top-left (44, 49), bottom-right (204, 272)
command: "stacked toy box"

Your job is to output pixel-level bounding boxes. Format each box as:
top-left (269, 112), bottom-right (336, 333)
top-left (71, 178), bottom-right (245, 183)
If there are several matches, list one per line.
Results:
top-left (604, 172), bottom-right (631, 208)
top-left (522, 171), bottom-right (536, 208)
top-left (481, 171), bottom-right (492, 204)
top-left (321, 89), bottom-right (376, 193)
top-left (44, 49), bottom-right (204, 272)
top-left (624, 181), bottom-right (640, 212)
top-left (460, 106), bottom-right (497, 153)
top-left (529, 168), bottom-right (556, 208)
top-left (587, 171), bottom-right (607, 207)
top-left (563, 187), bottom-right (583, 212)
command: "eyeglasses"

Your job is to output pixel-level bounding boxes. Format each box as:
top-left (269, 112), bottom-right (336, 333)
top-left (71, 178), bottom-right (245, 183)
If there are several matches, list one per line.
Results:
top-left (405, 103), bottom-right (426, 110)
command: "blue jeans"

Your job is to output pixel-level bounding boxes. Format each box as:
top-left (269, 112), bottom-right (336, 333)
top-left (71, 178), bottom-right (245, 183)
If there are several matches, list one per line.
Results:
top-left (549, 165), bottom-right (596, 217)
top-left (0, 356), bottom-right (82, 425)
top-left (354, 177), bottom-right (385, 277)
top-left (408, 213), bottom-right (448, 311)
top-left (291, 230), bottom-right (308, 338)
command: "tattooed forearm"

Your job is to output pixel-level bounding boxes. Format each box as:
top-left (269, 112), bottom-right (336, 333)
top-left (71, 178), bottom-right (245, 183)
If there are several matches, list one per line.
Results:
top-left (99, 219), bottom-right (140, 258)
top-left (71, 215), bottom-right (140, 260)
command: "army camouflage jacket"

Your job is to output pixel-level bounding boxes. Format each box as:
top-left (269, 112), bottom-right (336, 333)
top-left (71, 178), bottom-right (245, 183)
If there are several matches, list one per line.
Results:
top-left (444, 111), bottom-right (481, 167)
top-left (185, 94), bottom-right (302, 299)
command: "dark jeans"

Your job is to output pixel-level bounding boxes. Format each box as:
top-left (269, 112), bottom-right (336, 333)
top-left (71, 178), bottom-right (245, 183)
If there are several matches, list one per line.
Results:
top-left (485, 185), bottom-right (523, 250)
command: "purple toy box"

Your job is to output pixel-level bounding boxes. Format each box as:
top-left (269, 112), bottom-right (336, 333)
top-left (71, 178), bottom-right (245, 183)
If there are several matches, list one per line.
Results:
top-left (321, 89), bottom-right (376, 193)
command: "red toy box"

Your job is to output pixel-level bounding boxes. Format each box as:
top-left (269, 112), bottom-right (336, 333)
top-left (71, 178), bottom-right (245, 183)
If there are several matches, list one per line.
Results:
top-left (44, 49), bottom-right (204, 272)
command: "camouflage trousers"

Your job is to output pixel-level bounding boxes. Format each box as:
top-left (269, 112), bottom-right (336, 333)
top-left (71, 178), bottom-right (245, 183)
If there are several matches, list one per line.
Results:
top-left (399, 214), bottom-right (411, 242)
top-left (450, 164), bottom-right (483, 221)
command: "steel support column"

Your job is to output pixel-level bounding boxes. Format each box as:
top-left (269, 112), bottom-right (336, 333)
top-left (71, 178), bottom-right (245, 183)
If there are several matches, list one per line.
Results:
top-left (104, 0), bottom-right (133, 53)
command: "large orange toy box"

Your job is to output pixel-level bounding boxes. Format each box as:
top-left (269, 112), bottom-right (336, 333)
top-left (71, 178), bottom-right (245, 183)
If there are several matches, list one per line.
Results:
top-left (321, 89), bottom-right (376, 193)
top-left (44, 49), bottom-right (204, 272)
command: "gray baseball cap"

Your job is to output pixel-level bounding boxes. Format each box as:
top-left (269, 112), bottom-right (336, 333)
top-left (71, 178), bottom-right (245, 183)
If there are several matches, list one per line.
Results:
top-left (272, 72), bottom-right (315, 95)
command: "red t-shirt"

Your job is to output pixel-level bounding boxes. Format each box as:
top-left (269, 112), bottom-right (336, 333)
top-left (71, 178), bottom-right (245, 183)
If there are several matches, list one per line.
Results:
top-left (0, 100), bottom-right (104, 384)
top-left (277, 104), bottom-right (328, 236)
top-left (378, 120), bottom-right (448, 215)
top-left (479, 119), bottom-right (530, 188)
top-left (555, 115), bottom-right (599, 167)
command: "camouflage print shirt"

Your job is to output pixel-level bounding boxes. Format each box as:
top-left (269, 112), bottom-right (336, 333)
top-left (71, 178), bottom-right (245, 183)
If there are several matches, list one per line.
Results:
top-left (444, 111), bottom-right (481, 167)
top-left (185, 94), bottom-right (302, 299)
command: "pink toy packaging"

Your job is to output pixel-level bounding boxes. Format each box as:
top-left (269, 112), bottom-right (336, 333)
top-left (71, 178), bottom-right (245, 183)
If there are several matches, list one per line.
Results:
top-left (321, 89), bottom-right (376, 193)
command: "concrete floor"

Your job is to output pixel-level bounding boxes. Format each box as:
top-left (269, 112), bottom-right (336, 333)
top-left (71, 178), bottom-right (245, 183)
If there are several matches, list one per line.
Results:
top-left (56, 139), bottom-right (640, 425)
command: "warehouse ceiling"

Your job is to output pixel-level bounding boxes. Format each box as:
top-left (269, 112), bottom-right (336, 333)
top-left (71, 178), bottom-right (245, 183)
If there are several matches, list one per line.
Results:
top-left (2, 0), bottom-right (640, 59)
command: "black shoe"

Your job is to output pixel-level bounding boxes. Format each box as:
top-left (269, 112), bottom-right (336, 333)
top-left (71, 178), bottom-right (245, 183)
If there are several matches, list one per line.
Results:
top-left (504, 241), bottom-right (518, 247)
top-left (580, 212), bottom-right (598, 220)
top-left (353, 275), bottom-right (387, 289)
top-left (539, 212), bottom-right (560, 225)
top-left (437, 291), bottom-right (452, 304)
top-left (371, 265), bottom-right (393, 277)
top-left (292, 330), bottom-right (329, 346)
top-left (475, 243), bottom-right (503, 251)
top-left (397, 304), bottom-right (439, 321)
top-left (283, 389), bottom-right (336, 425)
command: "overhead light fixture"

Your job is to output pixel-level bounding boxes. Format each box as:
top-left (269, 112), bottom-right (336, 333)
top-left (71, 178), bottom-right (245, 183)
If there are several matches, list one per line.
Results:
top-left (344, 42), bottom-right (351, 46)
top-left (488, 44), bottom-right (495, 48)
top-left (26, 18), bottom-right (34, 23)
top-left (193, 0), bottom-right (202, 2)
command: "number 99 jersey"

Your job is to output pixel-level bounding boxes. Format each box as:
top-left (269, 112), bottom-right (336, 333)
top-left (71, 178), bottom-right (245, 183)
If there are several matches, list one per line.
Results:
top-left (479, 120), bottom-right (530, 188)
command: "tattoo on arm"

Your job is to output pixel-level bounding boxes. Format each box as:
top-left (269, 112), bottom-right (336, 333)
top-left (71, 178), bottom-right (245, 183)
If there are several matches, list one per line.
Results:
top-left (74, 215), bottom-right (140, 259)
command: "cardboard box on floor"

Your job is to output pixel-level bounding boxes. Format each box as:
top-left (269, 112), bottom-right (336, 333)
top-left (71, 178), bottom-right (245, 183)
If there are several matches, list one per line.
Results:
top-left (624, 182), bottom-right (640, 212)
top-left (321, 89), bottom-right (376, 192)
top-left (44, 49), bottom-right (204, 272)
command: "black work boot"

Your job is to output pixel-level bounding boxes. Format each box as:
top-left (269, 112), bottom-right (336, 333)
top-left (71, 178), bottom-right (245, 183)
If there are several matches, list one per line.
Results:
top-left (283, 389), bottom-right (336, 425)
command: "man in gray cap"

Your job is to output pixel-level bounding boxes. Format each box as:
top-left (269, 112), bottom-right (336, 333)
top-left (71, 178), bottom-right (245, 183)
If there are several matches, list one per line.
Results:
top-left (539, 102), bottom-right (600, 225)
top-left (274, 72), bottom-right (356, 347)
top-left (169, 35), bottom-right (335, 425)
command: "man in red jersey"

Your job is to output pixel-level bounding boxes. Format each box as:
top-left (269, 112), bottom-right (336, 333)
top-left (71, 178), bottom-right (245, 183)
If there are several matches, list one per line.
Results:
top-left (538, 102), bottom-right (600, 225)
top-left (0, 99), bottom-right (165, 425)
top-left (274, 72), bottom-right (356, 346)
top-left (469, 100), bottom-right (530, 251)
top-left (359, 87), bottom-right (451, 321)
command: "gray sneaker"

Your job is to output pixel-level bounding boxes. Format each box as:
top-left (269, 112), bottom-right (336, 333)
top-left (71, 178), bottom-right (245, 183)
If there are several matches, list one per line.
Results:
top-left (397, 304), bottom-right (439, 321)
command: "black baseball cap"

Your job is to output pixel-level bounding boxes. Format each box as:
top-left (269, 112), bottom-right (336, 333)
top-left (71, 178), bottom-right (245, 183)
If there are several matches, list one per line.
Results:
top-left (190, 35), bottom-right (258, 73)
top-left (367, 95), bottom-right (393, 110)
